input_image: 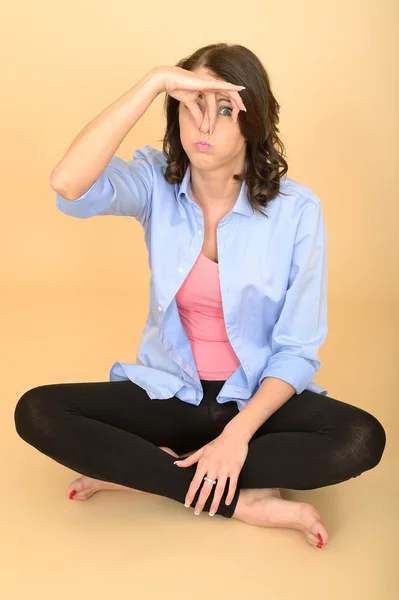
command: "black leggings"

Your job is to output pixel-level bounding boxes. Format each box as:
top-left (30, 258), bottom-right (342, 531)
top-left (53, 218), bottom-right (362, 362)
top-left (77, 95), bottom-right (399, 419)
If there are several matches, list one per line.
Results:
top-left (14, 379), bottom-right (386, 518)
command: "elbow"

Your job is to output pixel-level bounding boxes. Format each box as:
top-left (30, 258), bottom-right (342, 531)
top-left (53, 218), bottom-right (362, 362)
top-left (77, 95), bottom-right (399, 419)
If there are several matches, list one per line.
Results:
top-left (50, 172), bottom-right (79, 201)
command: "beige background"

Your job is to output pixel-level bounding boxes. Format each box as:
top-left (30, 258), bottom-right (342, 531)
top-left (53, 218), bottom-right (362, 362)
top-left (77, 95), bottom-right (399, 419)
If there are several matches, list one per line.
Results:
top-left (2, 0), bottom-right (398, 598)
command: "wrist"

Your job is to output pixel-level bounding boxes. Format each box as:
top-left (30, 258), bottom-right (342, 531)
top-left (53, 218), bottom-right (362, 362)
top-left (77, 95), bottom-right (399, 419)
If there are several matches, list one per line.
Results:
top-left (147, 67), bottom-right (166, 95)
top-left (223, 420), bottom-right (252, 443)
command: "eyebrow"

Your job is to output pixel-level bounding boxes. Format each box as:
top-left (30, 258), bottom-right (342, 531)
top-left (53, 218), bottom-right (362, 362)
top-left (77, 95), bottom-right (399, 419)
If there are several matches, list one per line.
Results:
top-left (198, 94), bottom-right (232, 104)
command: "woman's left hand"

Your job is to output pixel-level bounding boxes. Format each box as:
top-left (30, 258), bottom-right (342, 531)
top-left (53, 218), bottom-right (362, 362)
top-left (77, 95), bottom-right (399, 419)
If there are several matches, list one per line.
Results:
top-left (173, 431), bottom-right (249, 515)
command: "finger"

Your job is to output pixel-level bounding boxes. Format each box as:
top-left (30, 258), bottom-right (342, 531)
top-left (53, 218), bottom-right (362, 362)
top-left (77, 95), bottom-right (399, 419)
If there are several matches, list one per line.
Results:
top-left (200, 80), bottom-right (245, 93)
top-left (184, 465), bottom-right (207, 507)
top-left (228, 96), bottom-right (241, 123)
top-left (193, 471), bottom-right (221, 515)
top-left (225, 474), bottom-right (239, 506)
top-left (175, 449), bottom-right (200, 468)
top-left (186, 100), bottom-right (206, 131)
top-left (228, 89), bottom-right (247, 113)
top-left (227, 92), bottom-right (246, 123)
top-left (204, 92), bottom-right (217, 134)
top-left (219, 93), bottom-right (242, 124)
top-left (199, 110), bottom-right (210, 135)
top-left (208, 472), bottom-right (229, 516)
top-left (205, 87), bottom-right (246, 125)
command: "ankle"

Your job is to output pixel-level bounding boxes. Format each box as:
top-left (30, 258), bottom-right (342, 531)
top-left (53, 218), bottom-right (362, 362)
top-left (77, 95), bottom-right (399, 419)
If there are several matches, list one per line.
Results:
top-left (231, 488), bottom-right (281, 519)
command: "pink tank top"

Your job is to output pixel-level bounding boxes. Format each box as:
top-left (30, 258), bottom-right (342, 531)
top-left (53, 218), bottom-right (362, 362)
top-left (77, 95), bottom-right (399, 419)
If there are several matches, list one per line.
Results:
top-left (175, 252), bottom-right (241, 380)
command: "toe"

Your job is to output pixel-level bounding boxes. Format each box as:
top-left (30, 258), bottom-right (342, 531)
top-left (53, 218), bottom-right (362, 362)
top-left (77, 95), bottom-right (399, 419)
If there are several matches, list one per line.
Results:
top-left (300, 502), bottom-right (328, 547)
top-left (66, 477), bottom-right (95, 500)
top-left (72, 489), bottom-right (94, 500)
top-left (66, 483), bottom-right (79, 499)
top-left (309, 523), bottom-right (328, 547)
top-left (306, 532), bottom-right (320, 547)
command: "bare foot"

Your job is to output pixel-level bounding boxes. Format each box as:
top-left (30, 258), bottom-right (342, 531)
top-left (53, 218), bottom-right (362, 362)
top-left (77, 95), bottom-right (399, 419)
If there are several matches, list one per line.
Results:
top-left (232, 488), bottom-right (328, 549)
top-left (66, 447), bottom-right (179, 500)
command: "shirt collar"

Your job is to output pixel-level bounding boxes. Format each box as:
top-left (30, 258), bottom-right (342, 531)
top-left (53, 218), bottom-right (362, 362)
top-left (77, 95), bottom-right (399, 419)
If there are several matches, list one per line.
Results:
top-left (177, 162), bottom-right (253, 217)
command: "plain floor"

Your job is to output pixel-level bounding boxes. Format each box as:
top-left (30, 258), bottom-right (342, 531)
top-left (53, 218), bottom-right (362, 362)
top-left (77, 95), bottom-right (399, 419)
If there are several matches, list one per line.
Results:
top-left (3, 286), bottom-right (398, 600)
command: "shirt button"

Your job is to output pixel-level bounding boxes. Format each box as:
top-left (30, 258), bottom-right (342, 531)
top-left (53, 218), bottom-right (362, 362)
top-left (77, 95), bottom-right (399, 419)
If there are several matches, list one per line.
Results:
top-left (178, 267), bottom-right (183, 273)
top-left (157, 306), bottom-right (163, 312)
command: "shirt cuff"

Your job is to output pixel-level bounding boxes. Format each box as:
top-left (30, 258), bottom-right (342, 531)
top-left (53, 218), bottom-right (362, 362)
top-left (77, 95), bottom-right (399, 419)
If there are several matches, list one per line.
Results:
top-left (259, 352), bottom-right (318, 395)
top-left (55, 172), bottom-right (113, 218)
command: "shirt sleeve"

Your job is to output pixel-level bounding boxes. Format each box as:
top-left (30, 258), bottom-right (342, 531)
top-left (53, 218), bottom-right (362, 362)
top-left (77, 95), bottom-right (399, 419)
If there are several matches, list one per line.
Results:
top-left (55, 145), bottom-right (156, 225)
top-left (258, 200), bottom-right (328, 394)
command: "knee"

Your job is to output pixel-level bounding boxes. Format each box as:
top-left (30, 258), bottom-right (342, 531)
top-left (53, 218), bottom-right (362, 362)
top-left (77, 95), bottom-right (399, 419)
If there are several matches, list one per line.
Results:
top-left (14, 385), bottom-right (55, 445)
top-left (341, 410), bottom-right (387, 473)
top-left (363, 412), bottom-right (386, 466)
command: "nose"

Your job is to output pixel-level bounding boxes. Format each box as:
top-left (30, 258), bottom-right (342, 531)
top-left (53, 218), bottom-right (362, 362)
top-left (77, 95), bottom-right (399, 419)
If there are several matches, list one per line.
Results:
top-left (199, 111), bottom-right (211, 135)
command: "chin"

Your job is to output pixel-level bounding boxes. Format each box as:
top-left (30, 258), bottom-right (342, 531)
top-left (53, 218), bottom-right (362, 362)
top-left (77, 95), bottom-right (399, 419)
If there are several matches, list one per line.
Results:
top-left (191, 157), bottom-right (215, 170)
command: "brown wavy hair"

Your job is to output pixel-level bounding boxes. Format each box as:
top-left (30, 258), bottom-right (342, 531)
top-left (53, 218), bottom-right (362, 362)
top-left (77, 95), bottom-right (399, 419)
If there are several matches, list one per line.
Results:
top-left (160, 43), bottom-right (289, 218)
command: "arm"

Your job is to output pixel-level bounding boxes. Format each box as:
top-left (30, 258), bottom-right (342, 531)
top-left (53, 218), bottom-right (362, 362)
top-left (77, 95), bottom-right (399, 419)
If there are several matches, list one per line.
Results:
top-left (50, 67), bottom-right (163, 200)
top-left (224, 201), bottom-right (328, 441)
top-left (224, 377), bottom-right (295, 442)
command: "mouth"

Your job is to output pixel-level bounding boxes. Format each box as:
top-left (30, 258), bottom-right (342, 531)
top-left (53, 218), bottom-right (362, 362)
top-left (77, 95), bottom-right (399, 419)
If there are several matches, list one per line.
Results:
top-left (195, 141), bottom-right (212, 151)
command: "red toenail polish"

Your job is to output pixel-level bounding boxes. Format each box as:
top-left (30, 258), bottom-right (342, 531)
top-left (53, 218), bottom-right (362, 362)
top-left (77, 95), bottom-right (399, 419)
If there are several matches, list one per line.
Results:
top-left (69, 490), bottom-right (76, 499)
top-left (317, 533), bottom-right (323, 545)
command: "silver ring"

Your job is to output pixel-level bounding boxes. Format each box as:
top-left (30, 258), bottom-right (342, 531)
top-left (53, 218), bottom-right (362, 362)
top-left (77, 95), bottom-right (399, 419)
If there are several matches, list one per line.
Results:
top-left (204, 476), bottom-right (217, 485)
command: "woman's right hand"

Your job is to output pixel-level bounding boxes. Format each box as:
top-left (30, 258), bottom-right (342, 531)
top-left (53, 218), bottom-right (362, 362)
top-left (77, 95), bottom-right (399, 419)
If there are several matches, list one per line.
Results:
top-left (151, 66), bottom-right (247, 133)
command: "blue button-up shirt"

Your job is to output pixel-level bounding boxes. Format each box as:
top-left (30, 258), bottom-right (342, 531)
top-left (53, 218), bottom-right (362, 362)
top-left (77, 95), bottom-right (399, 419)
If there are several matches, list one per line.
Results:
top-left (56, 144), bottom-right (328, 411)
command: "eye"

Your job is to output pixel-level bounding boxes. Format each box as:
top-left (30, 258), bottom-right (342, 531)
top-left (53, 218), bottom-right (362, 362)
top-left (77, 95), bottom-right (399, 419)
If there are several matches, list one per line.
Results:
top-left (196, 102), bottom-right (232, 117)
top-left (219, 105), bottom-right (233, 116)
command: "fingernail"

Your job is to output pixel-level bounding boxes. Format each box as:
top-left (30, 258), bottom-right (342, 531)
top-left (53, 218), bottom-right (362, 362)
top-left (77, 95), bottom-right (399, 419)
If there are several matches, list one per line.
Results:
top-left (194, 511), bottom-right (200, 515)
top-left (209, 512), bottom-right (215, 517)
top-left (233, 118), bottom-right (237, 123)
top-left (184, 503), bottom-right (190, 507)
top-left (317, 533), bottom-right (324, 545)
top-left (69, 490), bottom-right (76, 499)
top-left (317, 543), bottom-right (323, 549)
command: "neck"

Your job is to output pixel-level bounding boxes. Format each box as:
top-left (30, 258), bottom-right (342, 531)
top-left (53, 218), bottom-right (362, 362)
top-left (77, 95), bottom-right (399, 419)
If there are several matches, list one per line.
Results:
top-left (190, 159), bottom-right (245, 212)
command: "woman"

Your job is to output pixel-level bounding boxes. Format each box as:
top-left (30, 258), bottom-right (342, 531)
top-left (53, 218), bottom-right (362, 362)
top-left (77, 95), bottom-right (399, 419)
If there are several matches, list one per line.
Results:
top-left (14, 43), bottom-right (386, 549)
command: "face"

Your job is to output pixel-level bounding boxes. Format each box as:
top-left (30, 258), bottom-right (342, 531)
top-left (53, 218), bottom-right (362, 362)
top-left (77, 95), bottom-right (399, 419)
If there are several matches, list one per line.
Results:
top-left (178, 67), bottom-right (246, 171)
